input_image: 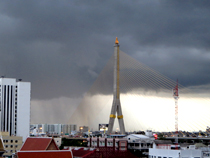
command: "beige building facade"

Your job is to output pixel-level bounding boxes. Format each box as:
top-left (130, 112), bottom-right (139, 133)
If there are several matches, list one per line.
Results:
top-left (1, 132), bottom-right (22, 157)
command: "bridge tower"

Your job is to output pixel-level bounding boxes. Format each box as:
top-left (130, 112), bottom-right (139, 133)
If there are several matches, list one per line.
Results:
top-left (107, 37), bottom-right (126, 135)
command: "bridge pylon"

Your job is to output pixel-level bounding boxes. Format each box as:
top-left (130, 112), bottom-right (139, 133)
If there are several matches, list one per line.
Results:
top-left (107, 37), bottom-right (126, 135)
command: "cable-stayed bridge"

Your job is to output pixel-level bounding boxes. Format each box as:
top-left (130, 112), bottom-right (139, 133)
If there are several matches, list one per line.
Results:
top-left (68, 49), bottom-right (210, 133)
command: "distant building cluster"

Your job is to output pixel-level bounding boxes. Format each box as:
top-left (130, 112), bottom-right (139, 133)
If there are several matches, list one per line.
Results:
top-left (30, 124), bottom-right (77, 135)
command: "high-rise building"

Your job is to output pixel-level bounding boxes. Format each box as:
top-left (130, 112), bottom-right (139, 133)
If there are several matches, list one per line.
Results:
top-left (61, 124), bottom-right (77, 135)
top-left (70, 124), bottom-right (77, 132)
top-left (0, 77), bottom-right (31, 142)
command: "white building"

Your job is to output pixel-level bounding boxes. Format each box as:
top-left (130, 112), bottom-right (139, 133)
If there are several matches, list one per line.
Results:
top-left (0, 78), bottom-right (31, 142)
top-left (124, 134), bottom-right (154, 156)
top-left (149, 140), bottom-right (210, 158)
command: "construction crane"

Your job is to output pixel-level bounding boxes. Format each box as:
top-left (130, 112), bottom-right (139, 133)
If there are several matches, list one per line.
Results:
top-left (173, 80), bottom-right (179, 148)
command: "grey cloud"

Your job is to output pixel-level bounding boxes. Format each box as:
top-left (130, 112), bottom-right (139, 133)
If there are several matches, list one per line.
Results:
top-left (0, 0), bottom-right (209, 101)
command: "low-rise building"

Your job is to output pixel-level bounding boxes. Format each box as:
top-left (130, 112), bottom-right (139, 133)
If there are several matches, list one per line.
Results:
top-left (1, 132), bottom-right (22, 157)
top-left (20, 137), bottom-right (59, 151)
top-left (149, 140), bottom-right (210, 158)
top-left (125, 134), bottom-right (154, 155)
top-left (17, 137), bottom-right (73, 158)
top-left (87, 137), bottom-right (127, 151)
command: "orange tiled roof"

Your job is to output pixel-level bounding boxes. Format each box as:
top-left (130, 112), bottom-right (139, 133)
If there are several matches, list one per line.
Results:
top-left (20, 137), bottom-right (59, 151)
top-left (17, 150), bottom-right (73, 158)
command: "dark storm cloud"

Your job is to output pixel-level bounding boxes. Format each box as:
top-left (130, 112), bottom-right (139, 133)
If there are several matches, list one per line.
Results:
top-left (0, 0), bottom-right (210, 100)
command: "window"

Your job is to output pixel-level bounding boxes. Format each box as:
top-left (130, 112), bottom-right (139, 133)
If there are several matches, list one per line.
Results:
top-left (11, 140), bottom-right (13, 143)
top-left (10, 145), bottom-right (13, 148)
top-left (5, 145), bottom-right (8, 148)
top-left (5, 140), bottom-right (8, 143)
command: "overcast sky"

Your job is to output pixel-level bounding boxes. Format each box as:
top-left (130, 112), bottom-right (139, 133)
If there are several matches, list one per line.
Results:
top-left (1, 1), bottom-right (210, 124)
